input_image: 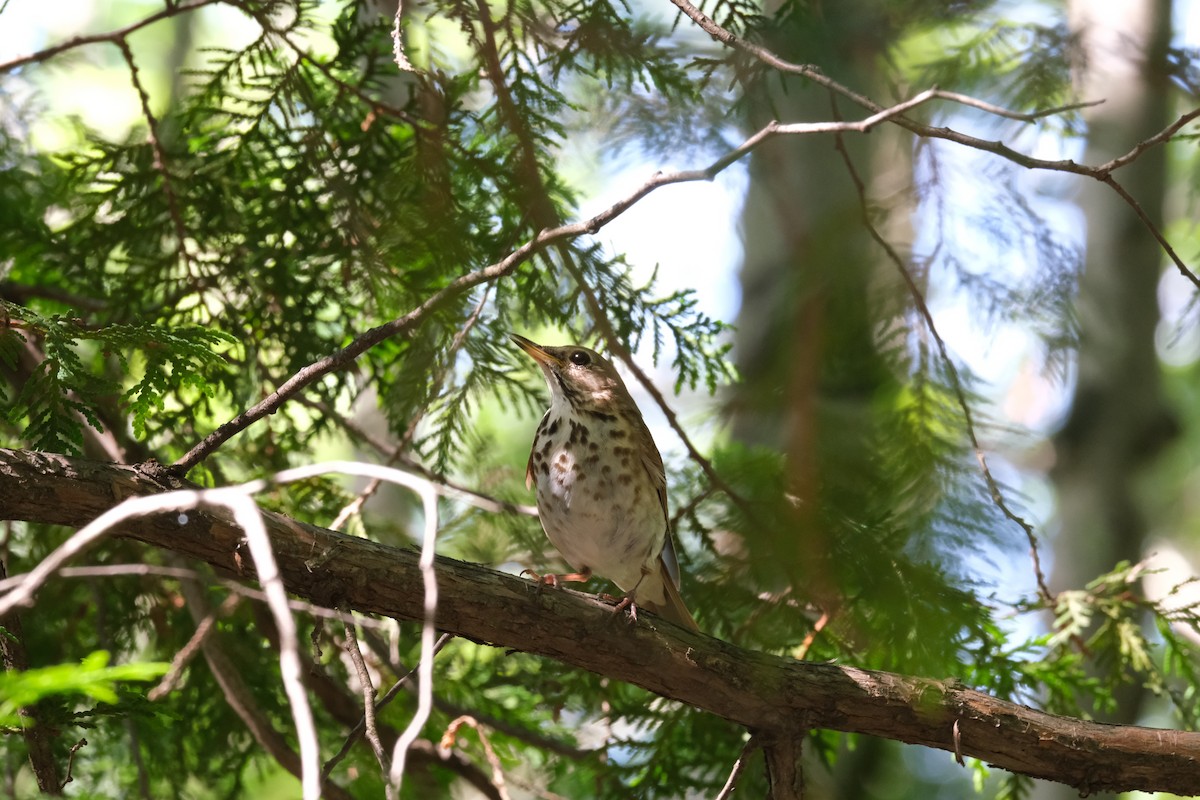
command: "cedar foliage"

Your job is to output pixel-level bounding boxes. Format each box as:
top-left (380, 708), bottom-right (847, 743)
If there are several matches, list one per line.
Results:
top-left (2, 0), bottom-right (1199, 796)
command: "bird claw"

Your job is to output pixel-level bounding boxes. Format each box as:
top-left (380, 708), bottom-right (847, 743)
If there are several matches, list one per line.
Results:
top-left (521, 568), bottom-right (591, 596)
top-left (600, 593), bottom-right (639, 625)
top-left (521, 568), bottom-right (554, 596)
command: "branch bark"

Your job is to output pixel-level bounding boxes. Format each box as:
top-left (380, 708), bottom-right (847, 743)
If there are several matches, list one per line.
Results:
top-left (2, 448), bottom-right (1199, 796)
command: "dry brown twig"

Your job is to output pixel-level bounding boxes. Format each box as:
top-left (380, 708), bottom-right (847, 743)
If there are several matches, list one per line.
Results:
top-left (831, 132), bottom-right (1055, 602)
top-left (341, 616), bottom-right (395, 800)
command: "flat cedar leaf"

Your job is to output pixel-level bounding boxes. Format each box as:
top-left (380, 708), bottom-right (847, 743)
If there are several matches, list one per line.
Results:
top-left (0, 652), bottom-right (169, 727)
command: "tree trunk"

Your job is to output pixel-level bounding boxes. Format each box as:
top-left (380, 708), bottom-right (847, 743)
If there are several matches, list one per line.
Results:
top-left (1044, 0), bottom-right (1176, 797)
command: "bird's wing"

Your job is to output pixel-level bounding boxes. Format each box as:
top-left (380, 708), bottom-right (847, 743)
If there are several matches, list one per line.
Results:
top-left (526, 410), bottom-right (551, 491)
top-left (634, 412), bottom-right (680, 588)
top-left (659, 529), bottom-right (682, 589)
top-left (651, 554), bottom-right (698, 630)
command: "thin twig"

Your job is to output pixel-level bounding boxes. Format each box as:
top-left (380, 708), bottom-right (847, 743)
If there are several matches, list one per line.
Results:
top-left (1101, 173), bottom-right (1195, 287)
top-left (1097, 107), bottom-right (1200, 173)
top-left (831, 132), bottom-right (1054, 603)
top-left (169, 80), bottom-right (1110, 478)
top-left (0, 0), bottom-right (223, 73)
top-left (223, 492), bottom-right (322, 800)
top-left (392, 0), bottom-right (417, 72)
top-left (342, 616), bottom-right (395, 799)
top-left (929, 89), bottom-right (1104, 121)
top-left (58, 738), bottom-right (88, 792)
top-left (794, 610), bottom-right (830, 661)
top-left (715, 734), bottom-right (760, 800)
top-left (149, 593), bottom-right (242, 701)
top-left (322, 633), bottom-right (454, 781)
top-left (356, 625), bottom-right (595, 761)
top-left (440, 717), bottom-right (512, 800)
top-left (0, 563), bottom-right (389, 627)
top-left (666, 0), bottom-right (1200, 289)
top-left (263, 463), bottom-right (441, 792)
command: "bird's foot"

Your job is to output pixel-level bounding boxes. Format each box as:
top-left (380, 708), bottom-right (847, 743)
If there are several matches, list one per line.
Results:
top-left (521, 567), bottom-right (592, 595)
top-left (600, 592), bottom-right (639, 625)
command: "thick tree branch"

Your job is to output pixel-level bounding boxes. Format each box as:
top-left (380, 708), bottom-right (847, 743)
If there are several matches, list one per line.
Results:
top-left (2, 448), bottom-right (1199, 796)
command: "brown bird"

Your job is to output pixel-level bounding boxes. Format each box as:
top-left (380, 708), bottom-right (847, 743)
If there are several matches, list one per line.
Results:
top-left (510, 333), bottom-right (699, 631)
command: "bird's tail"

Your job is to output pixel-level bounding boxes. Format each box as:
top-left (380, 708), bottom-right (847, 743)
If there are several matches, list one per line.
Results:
top-left (643, 560), bottom-right (700, 632)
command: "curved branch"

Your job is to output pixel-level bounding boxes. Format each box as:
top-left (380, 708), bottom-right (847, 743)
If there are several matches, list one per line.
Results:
top-left (0, 0), bottom-right (224, 74)
top-left (666, 0), bottom-right (1200, 289)
top-left (831, 135), bottom-right (1054, 603)
top-left (3, 447), bottom-right (1199, 797)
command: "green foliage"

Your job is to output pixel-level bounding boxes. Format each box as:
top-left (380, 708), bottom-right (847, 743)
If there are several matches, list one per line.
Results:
top-left (2, 0), bottom-right (1199, 796)
top-left (2, 306), bottom-right (235, 451)
top-left (1044, 561), bottom-right (1200, 725)
top-left (0, 650), bottom-right (168, 728)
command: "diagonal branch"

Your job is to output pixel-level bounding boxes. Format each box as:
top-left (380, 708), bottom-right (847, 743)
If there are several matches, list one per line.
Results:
top-left (665, 0), bottom-right (1200, 289)
top-left (3, 447), bottom-right (1200, 797)
top-left (0, 0), bottom-right (224, 74)
top-left (831, 132), bottom-right (1054, 603)
top-left (169, 80), bottom-right (953, 475)
top-left (115, 39), bottom-right (192, 276)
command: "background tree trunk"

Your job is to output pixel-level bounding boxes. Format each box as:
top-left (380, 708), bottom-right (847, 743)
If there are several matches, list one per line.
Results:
top-left (1044, 0), bottom-right (1176, 797)
top-left (732, 4), bottom-right (913, 794)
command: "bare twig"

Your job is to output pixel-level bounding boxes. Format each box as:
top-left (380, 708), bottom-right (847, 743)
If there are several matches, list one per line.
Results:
top-left (355, 625), bottom-right (596, 762)
top-left (264, 462), bottom-right (441, 792)
top-left (1097, 107), bottom-right (1200, 173)
top-left (929, 89), bottom-right (1104, 121)
top-left (171, 234), bottom-right (558, 471)
top-left (440, 717), bottom-right (511, 800)
top-left (342, 617), bottom-right (395, 799)
top-left (222, 492), bottom-right (322, 800)
top-left (0, 563), bottom-right (390, 627)
top-left (715, 735), bottom-right (760, 800)
top-left (831, 133), bottom-right (1054, 603)
top-left (666, 0), bottom-right (1200, 289)
top-left (392, 0), bottom-right (417, 72)
top-left (58, 739), bottom-right (87, 792)
top-left (149, 593), bottom-right (242, 701)
top-left (164, 76), bottom-right (1146, 478)
top-left (0, 0), bottom-right (223, 73)
top-left (323, 633), bottom-right (454, 781)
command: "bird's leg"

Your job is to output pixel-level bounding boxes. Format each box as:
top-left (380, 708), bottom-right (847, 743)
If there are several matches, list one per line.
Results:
top-left (606, 594), bottom-right (639, 625)
top-left (522, 567), bottom-right (592, 594)
top-left (601, 564), bottom-right (653, 625)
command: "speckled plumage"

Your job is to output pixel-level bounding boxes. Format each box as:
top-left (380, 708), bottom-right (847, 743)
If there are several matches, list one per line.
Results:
top-left (511, 333), bottom-right (698, 631)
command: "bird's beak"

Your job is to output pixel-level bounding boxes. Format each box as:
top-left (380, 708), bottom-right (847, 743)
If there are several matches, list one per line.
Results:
top-left (509, 333), bottom-right (562, 368)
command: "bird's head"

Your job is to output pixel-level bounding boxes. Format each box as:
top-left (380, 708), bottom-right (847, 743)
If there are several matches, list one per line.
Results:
top-left (509, 333), bottom-right (629, 411)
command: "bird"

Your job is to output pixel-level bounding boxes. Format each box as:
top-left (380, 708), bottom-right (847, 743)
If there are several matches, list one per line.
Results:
top-left (510, 333), bottom-right (699, 631)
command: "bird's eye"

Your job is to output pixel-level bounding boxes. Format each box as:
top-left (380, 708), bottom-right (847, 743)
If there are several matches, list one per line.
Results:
top-left (569, 350), bottom-right (591, 366)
